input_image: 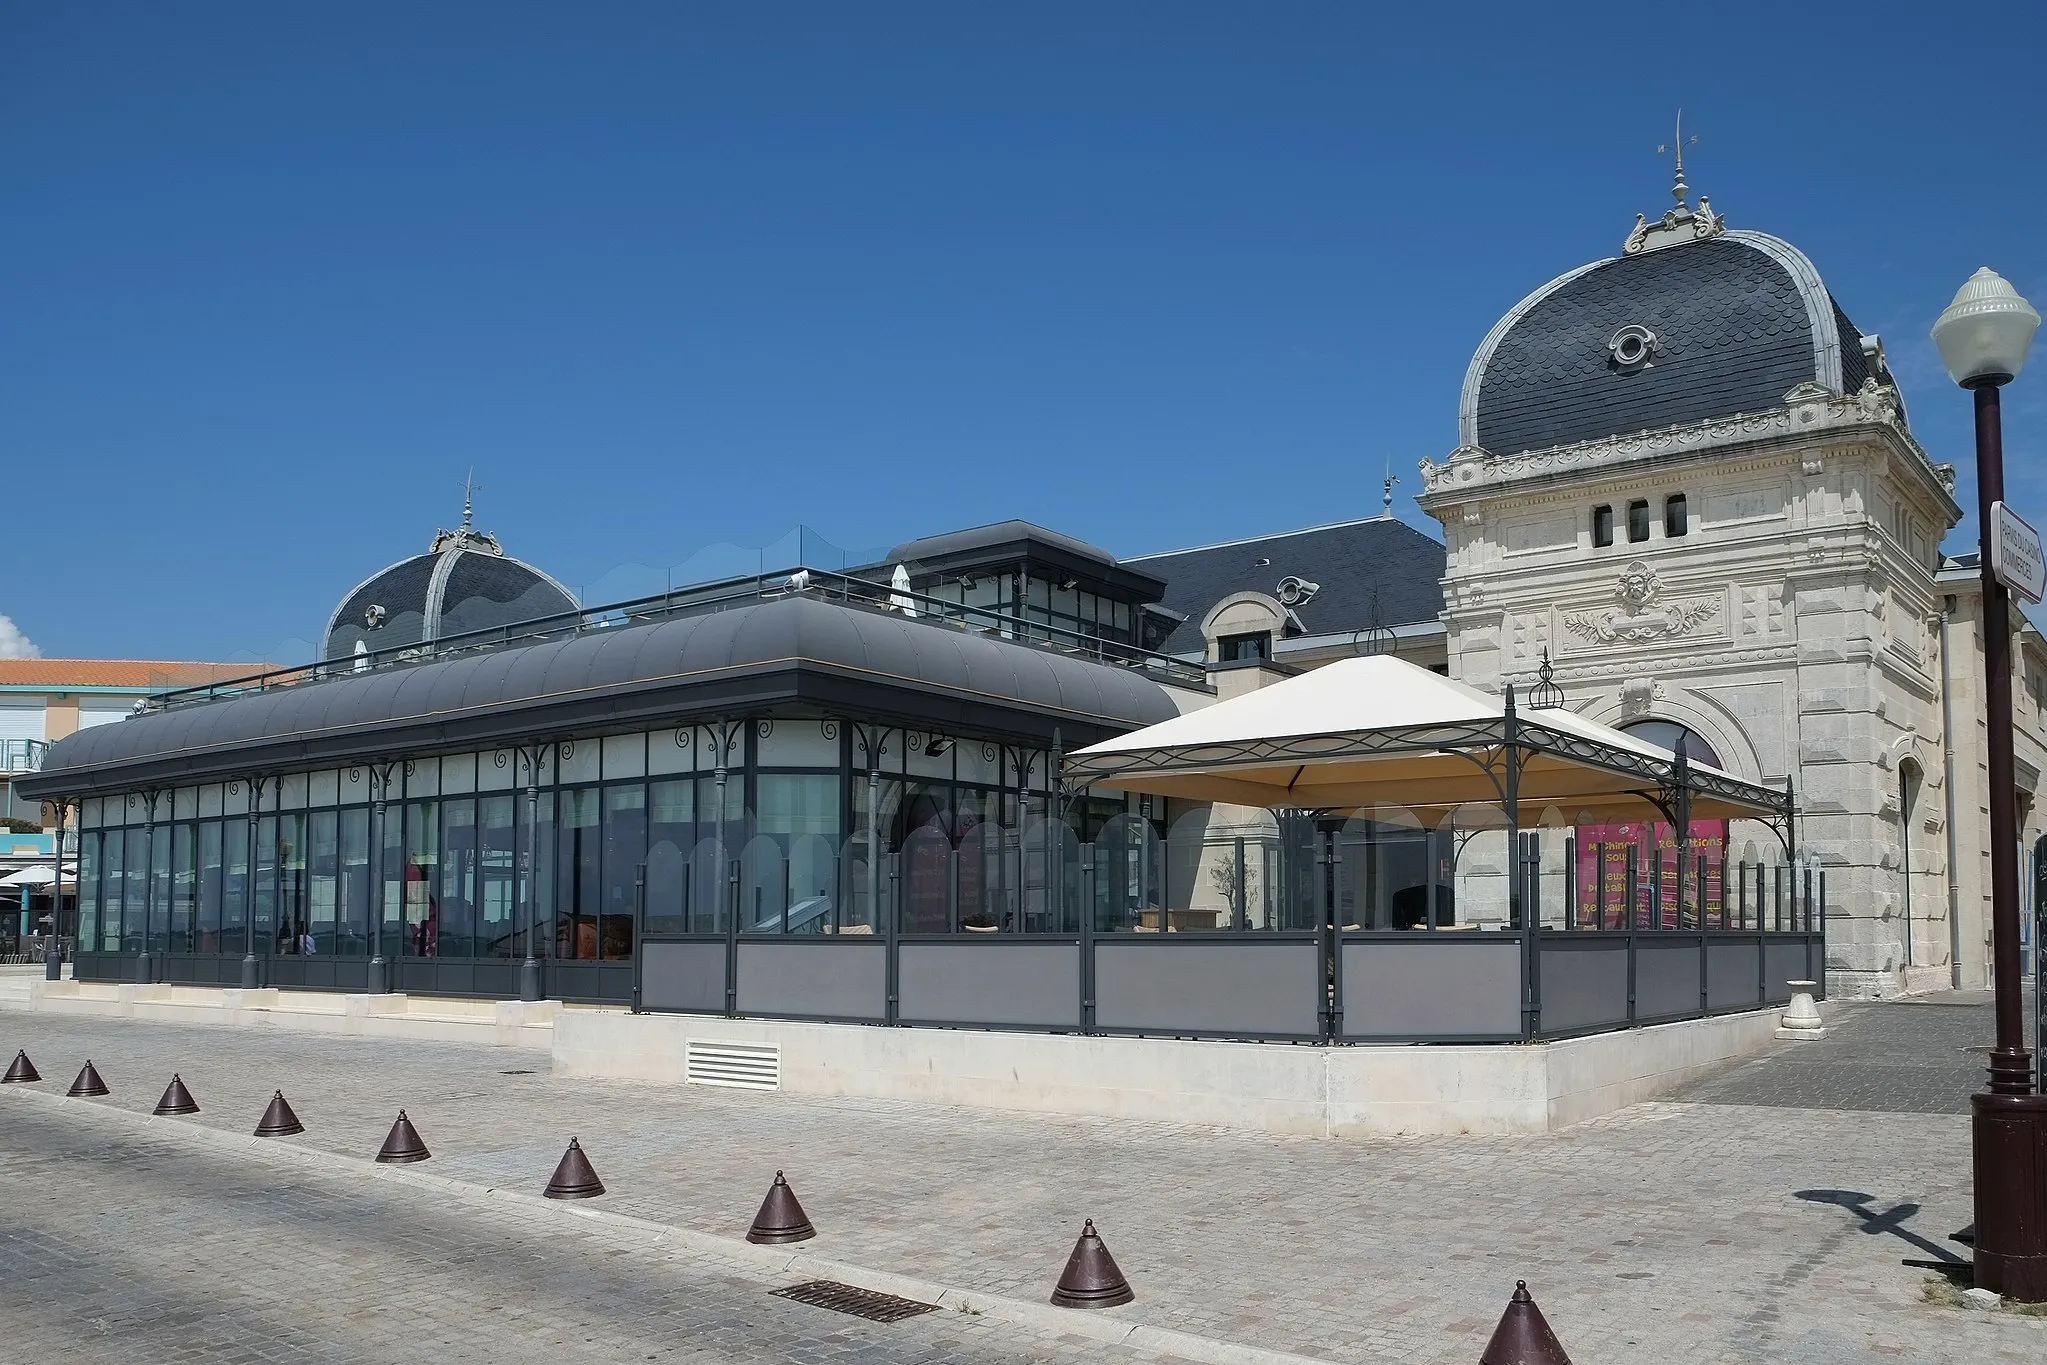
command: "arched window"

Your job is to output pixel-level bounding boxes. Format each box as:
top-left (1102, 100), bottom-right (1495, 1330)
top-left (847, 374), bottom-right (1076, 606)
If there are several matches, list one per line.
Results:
top-left (1617, 719), bottom-right (1723, 770)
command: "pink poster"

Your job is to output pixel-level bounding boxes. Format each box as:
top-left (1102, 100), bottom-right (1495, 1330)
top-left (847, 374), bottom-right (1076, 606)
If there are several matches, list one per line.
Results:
top-left (1573, 820), bottom-right (1726, 929)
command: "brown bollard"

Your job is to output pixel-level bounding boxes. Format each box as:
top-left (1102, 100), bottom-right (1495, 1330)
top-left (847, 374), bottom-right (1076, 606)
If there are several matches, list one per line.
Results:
top-left (2, 1050), bottom-right (39, 1084)
top-left (1050, 1219), bottom-right (1134, 1308)
top-left (1478, 1281), bottom-right (1573, 1365)
top-left (254, 1090), bottom-right (305, 1137)
top-left (153, 1074), bottom-right (199, 1116)
top-left (745, 1170), bottom-right (815, 1244)
top-left (376, 1110), bottom-right (431, 1164)
top-left (67, 1060), bottom-right (109, 1097)
top-left (543, 1137), bottom-right (604, 1198)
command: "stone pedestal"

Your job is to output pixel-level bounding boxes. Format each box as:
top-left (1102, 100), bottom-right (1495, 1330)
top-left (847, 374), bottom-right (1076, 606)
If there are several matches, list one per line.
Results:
top-left (1776, 981), bottom-right (1827, 1040)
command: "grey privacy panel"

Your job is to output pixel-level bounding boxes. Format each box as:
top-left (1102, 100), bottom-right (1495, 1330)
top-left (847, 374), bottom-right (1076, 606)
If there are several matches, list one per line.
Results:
top-left (1344, 937), bottom-right (1525, 1039)
top-left (1536, 939), bottom-right (1631, 1034)
top-left (640, 940), bottom-right (728, 1014)
top-left (735, 940), bottom-right (888, 1021)
top-left (1093, 939), bottom-right (1322, 1038)
top-left (1634, 942), bottom-right (1703, 1020)
top-left (897, 941), bottom-right (1082, 1029)
top-left (1707, 940), bottom-right (1762, 1012)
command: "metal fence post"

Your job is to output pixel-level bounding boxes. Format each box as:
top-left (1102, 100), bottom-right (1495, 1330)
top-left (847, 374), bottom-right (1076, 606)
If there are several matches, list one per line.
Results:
top-left (1080, 843), bottom-right (1096, 1033)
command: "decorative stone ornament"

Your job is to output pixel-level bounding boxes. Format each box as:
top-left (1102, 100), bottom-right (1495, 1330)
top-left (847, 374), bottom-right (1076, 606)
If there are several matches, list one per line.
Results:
top-left (1608, 324), bottom-right (1657, 371)
top-left (1778, 982), bottom-right (1827, 1040)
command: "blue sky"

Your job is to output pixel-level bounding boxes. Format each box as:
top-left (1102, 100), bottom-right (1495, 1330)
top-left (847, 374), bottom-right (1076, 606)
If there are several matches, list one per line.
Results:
top-left (4, 2), bottom-right (2044, 663)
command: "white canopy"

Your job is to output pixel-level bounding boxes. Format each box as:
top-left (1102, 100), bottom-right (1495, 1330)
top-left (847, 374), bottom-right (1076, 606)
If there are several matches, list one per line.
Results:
top-left (1065, 655), bottom-right (1788, 824)
top-left (0, 864), bottom-right (76, 889)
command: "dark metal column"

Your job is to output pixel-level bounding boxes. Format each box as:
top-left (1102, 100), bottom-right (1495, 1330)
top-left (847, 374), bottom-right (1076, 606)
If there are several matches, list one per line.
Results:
top-left (518, 743), bottom-right (546, 1002)
top-left (240, 777), bottom-right (264, 989)
top-left (43, 798), bottom-right (70, 981)
top-left (367, 763), bottom-right (393, 994)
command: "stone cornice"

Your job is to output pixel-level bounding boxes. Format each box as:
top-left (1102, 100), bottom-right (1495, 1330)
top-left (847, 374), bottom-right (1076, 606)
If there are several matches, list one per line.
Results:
top-left (1418, 383), bottom-right (1960, 523)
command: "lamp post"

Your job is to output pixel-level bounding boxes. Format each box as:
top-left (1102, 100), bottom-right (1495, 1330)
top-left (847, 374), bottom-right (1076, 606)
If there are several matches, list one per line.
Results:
top-left (1933, 265), bottom-right (2046, 1301)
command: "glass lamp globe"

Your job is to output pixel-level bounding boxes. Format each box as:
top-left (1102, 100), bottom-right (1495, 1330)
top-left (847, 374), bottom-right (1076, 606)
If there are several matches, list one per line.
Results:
top-left (1932, 267), bottom-right (2040, 387)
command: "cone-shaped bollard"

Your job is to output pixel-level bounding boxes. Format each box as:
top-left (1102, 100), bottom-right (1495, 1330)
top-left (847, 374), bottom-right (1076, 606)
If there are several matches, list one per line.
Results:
top-left (1050, 1219), bottom-right (1134, 1308)
top-left (1478, 1281), bottom-right (1573, 1365)
top-left (254, 1090), bottom-right (304, 1137)
top-left (2, 1050), bottom-right (39, 1084)
top-left (153, 1074), bottom-right (199, 1116)
top-left (745, 1171), bottom-right (816, 1244)
top-left (543, 1137), bottom-right (604, 1198)
top-left (376, 1110), bottom-right (431, 1164)
top-left (67, 1060), bottom-right (109, 1097)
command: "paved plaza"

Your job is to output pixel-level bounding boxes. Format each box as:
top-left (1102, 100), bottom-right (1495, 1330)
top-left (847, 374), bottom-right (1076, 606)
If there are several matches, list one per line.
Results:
top-left (1, 996), bottom-right (2043, 1364)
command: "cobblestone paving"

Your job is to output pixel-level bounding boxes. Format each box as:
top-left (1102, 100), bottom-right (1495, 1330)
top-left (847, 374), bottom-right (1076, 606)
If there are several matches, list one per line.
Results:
top-left (4, 1007), bottom-right (2045, 1364)
top-left (1676, 990), bottom-right (2040, 1114)
top-left (0, 1103), bottom-right (1168, 1365)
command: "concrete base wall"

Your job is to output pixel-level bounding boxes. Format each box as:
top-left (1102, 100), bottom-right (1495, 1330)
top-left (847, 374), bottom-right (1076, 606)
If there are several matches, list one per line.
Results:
top-left (3, 978), bottom-right (557, 1048)
top-left (555, 1004), bottom-right (1815, 1137)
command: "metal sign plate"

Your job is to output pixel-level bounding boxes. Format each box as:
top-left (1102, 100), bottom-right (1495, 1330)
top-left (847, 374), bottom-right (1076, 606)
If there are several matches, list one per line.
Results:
top-left (1992, 501), bottom-right (2046, 604)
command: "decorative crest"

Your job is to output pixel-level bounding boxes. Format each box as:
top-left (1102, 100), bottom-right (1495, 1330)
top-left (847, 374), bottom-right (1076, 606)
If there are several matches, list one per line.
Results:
top-left (1625, 110), bottom-right (1725, 254)
top-left (429, 467), bottom-right (504, 556)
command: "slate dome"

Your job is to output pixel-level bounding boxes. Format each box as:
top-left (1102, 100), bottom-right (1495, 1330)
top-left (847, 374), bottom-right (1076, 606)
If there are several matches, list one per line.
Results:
top-left (1460, 215), bottom-right (1887, 458)
top-left (323, 522), bottom-right (579, 662)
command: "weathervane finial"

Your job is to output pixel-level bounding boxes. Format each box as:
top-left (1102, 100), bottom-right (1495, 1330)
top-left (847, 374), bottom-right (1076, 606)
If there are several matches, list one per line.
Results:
top-left (1382, 459), bottom-right (1398, 520)
top-left (461, 468), bottom-right (482, 533)
top-left (1657, 109), bottom-right (1697, 208)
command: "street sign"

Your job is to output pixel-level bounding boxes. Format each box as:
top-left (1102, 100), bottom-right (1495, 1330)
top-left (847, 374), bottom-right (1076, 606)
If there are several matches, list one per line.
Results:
top-left (1991, 501), bottom-right (2046, 604)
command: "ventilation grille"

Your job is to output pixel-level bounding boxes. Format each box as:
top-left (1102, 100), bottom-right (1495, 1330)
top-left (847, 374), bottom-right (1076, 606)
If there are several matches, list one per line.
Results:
top-left (771, 1280), bottom-right (935, 1323)
top-left (686, 1039), bottom-right (780, 1091)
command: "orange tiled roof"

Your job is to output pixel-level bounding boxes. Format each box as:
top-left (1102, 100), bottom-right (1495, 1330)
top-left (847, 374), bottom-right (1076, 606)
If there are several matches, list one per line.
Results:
top-left (0, 660), bottom-right (274, 690)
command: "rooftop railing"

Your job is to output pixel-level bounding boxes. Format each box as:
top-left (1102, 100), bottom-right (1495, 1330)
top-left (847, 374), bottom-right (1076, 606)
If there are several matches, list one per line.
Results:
top-left (140, 567), bottom-right (1208, 714)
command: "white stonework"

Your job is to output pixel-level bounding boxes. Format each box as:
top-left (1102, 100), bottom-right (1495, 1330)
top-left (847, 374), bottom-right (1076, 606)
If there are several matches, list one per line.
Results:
top-left (1412, 382), bottom-right (2012, 999)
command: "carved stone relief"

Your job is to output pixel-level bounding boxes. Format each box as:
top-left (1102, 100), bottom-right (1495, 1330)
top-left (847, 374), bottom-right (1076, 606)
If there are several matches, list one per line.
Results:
top-left (1562, 562), bottom-right (1722, 647)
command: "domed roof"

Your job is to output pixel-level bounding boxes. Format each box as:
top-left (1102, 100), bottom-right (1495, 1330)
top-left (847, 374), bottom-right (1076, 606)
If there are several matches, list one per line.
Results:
top-left (1459, 198), bottom-right (1885, 457)
top-left (323, 521), bottom-right (578, 662)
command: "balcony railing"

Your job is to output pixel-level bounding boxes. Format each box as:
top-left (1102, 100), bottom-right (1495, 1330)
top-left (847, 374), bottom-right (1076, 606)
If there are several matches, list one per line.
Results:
top-left (139, 567), bottom-right (1210, 714)
top-left (0, 739), bottom-right (47, 773)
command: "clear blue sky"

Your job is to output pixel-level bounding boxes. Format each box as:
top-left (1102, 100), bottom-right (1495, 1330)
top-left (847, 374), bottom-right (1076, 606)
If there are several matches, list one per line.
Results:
top-left (4, 2), bottom-right (2044, 663)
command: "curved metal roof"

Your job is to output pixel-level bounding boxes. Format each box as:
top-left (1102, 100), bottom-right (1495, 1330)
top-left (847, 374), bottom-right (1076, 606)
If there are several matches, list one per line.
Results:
top-left (25, 594), bottom-right (1185, 796)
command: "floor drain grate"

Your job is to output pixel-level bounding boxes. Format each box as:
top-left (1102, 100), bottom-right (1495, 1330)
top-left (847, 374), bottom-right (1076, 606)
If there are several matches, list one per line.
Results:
top-left (500, 1069), bottom-right (537, 1075)
top-left (770, 1280), bottom-right (936, 1323)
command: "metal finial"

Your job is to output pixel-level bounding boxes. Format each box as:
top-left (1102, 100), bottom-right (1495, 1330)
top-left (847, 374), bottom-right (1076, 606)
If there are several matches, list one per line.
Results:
top-left (461, 468), bottom-right (482, 532)
top-left (1529, 648), bottom-right (1564, 708)
top-left (1382, 462), bottom-right (1399, 519)
top-left (1657, 109), bottom-right (1698, 207)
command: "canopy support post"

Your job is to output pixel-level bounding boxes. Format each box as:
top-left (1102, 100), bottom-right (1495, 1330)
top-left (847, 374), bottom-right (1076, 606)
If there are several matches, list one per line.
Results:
top-left (1505, 685), bottom-right (1534, 1041)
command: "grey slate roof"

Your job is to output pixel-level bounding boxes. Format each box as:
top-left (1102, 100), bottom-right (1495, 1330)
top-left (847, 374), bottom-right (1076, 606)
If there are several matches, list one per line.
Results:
top-left (1466, 232), bottom-right (1869, 457)
top-left (1129, 519), bottom-right (1447, 654)
top-left (24, 595), bottom-right (1181, 796)
top-left (323, 546), bottom-right (579, 661)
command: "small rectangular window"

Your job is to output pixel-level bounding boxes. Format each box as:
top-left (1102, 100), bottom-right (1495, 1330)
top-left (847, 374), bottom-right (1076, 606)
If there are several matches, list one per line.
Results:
top-left (1592, 505), bottom-right (1614, 547)
top-left (1218, 632), bottom-right (1271, 663)
top-left (1664, 493), bottom-right (1688, 538)
top-left (1627, 499), bottom-right (1650, 543)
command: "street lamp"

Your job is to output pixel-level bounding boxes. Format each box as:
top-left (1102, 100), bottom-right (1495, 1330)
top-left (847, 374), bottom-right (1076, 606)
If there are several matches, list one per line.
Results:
top-left (1933, 265), bottom-right (2046, 1302)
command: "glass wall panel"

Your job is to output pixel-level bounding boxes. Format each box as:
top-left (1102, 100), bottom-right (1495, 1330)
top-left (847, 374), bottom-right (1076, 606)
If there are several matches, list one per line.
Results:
top-left (307, 809), bottom-right (339, 955)
top-left (556, 788), bottom-right (600, 960)
top-left (77, 832), bottom-right (100, 953)
top-left (378, 802), bottom-right (405, 957)
top-left (222, 816), bottom-right (250, 954)
top-left (403, 801), bottom-right (439, 956)
top-left (198, 821), bottom-right (224, 952)
top-left (99, 829), bottom-right (124, 952)
top-left (645, 779), bottom-right (694, 936)
top-left (275, 812), bottom-right (306, 955)
top-left (600, 784), bottom-right (645, 960)
top-left (253, 815), bottom-right (278, 951)
top-left (755, 773), bottom-right (840, 933)
top-left (437, 799), bottom-right (478, 958)
top-left (338, 806), bottom-right (370, 956)
top-left (123, 826), bottom-right (148, 954)
top-left (525, 791), bottom-right (556, 959)
top-left (478, 795), bottom-right (516, 958)
top-left (170, 824), bottom-right (196, 952)
top-left (150, 824), bottom-right (172, 954)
